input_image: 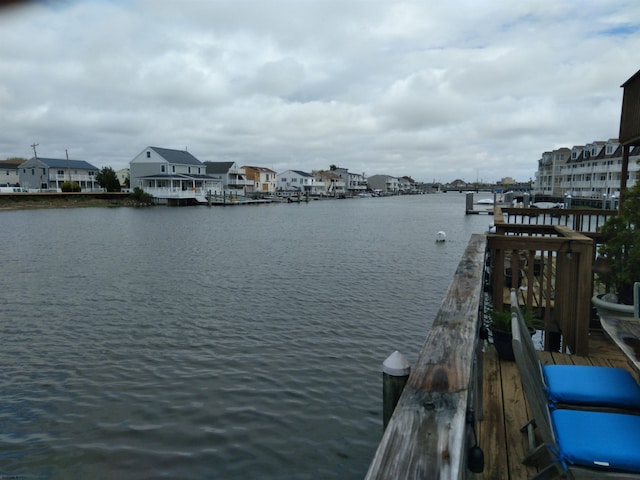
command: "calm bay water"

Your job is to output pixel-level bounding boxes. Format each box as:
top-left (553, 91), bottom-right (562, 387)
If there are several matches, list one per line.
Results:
top-left (0, 193), bottom-right (488, 479)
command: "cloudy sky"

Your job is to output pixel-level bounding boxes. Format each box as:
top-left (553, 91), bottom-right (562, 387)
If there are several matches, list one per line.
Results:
top-left (1, 0), bottom-right (639, 183)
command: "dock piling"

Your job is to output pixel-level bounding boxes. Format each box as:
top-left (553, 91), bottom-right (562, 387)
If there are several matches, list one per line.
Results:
top-left (382, 350), bottom-right (410, 430)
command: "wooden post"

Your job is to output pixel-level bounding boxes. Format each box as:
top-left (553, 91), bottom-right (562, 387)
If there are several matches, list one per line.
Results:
top-left (620, 144), bottom-right (629, 208)
top-left (465, 192), bottom-right (473, 213)
top-left (382, 351), bottom-right (411, 430)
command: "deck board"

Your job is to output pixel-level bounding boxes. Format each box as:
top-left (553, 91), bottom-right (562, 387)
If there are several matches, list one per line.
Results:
top-left (499, 360), bottom-right (537, 480)
top-left (478, 346), bottom-right (508, 480)
top-left (478, 327), bottom-right (636, 479)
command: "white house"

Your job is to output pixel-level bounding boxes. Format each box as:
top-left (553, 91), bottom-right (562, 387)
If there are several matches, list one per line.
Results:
top-left (18, 156), bottom-right (99, 192)
top-left (277, 170), bottom-right (326, 196)
top-left (203, 162), bottom-right (251, 195)
top-left (130, 146), bottom-right (221, 203)
top-left (332, 168), bottom-right (367, 195)
top-left (0, 159), bottom-right (25, 188)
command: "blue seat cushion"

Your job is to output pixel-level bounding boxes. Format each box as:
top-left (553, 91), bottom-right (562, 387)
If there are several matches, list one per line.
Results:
top-left (543, 365), bottom-right (640, 409)
top-left (552, 409), bottom-right (640, 472)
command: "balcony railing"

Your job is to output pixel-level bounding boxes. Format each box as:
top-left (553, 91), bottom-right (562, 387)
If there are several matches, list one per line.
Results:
top-left (53, 174), bottom-right (96, 183)
top-left (142, 187), bottom-right (207, 198)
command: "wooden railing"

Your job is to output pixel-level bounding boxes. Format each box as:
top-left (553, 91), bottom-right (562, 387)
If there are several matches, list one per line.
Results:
top-left (497, 206), bottom-right (616, 236)
top-left (366, 234), bottom-right (486, 479)
top-left (489, 207), bottom-right (597, 355)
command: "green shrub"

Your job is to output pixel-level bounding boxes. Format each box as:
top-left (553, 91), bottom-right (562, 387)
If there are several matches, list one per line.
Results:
top-left (61, 181), bottom-right (81, 192)
top-left (130, 187), bottom-right (153, 204)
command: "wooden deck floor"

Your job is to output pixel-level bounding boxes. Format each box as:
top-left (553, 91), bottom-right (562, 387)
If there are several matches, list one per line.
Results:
top-left (476, 328), bottom-right (639, 480)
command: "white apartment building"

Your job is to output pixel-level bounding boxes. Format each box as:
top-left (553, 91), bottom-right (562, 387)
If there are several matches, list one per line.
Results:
top-left (534, 139), bottom-right (640, 198)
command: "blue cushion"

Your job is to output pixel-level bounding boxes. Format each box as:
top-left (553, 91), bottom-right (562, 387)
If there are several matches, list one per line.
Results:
top-left (552, 409), bottom-right (640, 472)
top-left (543, 365), bottom-right (640, 409)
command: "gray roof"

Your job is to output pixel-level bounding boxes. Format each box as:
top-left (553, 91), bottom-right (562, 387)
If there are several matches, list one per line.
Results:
top-left (203, 161), bottom-right (235, 174)
top-left (291, 170), bottom-right (312, 177)
top-left (0, 161), bottom-right (23, 169)
top-left (29, 157), bottom-right (98, 170)
top-left (150, 147), bottom-right (202, 166)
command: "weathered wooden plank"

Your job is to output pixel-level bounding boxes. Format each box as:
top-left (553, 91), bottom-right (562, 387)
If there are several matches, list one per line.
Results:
top-left (477, 346), bottom-right (507, 480)
top-left (500, 360), bottom-right (538, 479)
top-left (366, 234), bottom-right (486, 480)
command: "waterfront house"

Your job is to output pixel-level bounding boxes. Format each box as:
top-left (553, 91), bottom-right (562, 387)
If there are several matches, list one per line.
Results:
top-left (331, 167), bottom-right (368, 196)
top-left (312, 170), bottom-right (346, 196)
top-left (367, 174), bottom-right (399, 194)
top-left (116, 168), bottom-right (130, 189)
top-left (0, 158), bottom-right (25, 188)
top-left (18, 156), bottom-right (99, 192)
top-left (397, 177), bottom-right (412, 193)
top-left (203, 162), bottom-right (251, 196)
top-left (242, 166), bottom-right (277, 194)
top-left (130, 147), bottom-right (221, 203)
top-left (276, 170), bottom-right (325, 196)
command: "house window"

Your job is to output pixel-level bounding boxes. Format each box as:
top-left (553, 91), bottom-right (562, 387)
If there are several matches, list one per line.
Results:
top-left (147, 151), bottom-right (151, 158)
top-left (31, 168), bottom-right (34, 175)
top-left (57, 170), bottom-right (64, 175)
top-left (42, 168), bottom-right (46, 175)
top-left (161, 165), bottom-right (165, 173)
top-left (172, 165), bottom-right (175, 173)
top-left (198, 168), bottom-right (201, 174)
top-left (188, 167), bottom-right (191, 174)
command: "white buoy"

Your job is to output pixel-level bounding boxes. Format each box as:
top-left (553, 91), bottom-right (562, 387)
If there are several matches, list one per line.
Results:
top-left (436, 231), bottom-right (446, 242)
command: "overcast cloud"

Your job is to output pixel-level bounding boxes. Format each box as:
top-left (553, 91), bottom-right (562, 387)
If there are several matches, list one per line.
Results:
top-left (1, 0), bottom-right (639, 182)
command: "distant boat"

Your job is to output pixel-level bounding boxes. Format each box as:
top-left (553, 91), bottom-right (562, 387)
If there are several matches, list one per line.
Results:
top-left (532, 202), bottom-right (563, 209)
top-left (476, 198), bottom-right (494, 205)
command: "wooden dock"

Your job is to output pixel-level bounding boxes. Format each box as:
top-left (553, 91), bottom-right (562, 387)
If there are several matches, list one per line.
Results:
top-left (366, 231), bottom-right (637, 479)
top-left (477, 328), bottom-right (638, 480)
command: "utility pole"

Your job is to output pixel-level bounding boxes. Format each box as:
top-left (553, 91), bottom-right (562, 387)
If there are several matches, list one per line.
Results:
top-left (66, 149), bottom-right (71, 191)
top-left (31, 142), bottom-right (40, 191)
